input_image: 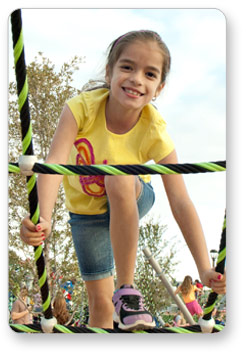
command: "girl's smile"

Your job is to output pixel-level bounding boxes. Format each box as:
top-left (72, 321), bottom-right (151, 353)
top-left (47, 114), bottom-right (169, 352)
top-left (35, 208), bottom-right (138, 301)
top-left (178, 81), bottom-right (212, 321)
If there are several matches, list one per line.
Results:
top-left (122, 87), bottom-right (144, 98)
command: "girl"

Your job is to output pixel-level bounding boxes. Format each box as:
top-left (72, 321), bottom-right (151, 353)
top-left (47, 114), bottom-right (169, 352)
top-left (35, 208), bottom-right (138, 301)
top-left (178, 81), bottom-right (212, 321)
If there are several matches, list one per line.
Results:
top-left (173, 311), bottom-right (188, 327)
top-left (175, 276), bottom-right (203, 318)
top-left (20, 30), bottom-right (226, 330)
top-left (53, 292), bottom-right (70, 325)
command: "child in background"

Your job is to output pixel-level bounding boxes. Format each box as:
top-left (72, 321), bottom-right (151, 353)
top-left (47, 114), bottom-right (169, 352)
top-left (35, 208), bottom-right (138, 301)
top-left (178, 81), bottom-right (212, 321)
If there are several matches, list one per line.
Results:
top-left (20, 30), bottom-right (226, 330)
top-left (195, 279), bottom-right (204, 303)
top-left (173, 310), bottom-right (188, 327)
top-left (175, 276), bottom-right (203, 318)
top-left (53, 292), bottom-right (70, 325)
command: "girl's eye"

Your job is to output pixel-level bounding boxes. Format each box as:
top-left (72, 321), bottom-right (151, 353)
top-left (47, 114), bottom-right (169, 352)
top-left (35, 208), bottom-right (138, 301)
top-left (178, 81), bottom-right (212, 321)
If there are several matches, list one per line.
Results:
top-left (120, 65), bottom-right (132, 71)
top-left (146, 72), bottom-right (157, 79)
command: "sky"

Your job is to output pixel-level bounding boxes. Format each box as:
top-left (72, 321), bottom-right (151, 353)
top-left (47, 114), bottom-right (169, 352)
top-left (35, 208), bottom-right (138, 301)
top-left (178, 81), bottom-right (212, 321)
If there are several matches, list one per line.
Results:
top-left (8, 8), bottom-right (226, 281)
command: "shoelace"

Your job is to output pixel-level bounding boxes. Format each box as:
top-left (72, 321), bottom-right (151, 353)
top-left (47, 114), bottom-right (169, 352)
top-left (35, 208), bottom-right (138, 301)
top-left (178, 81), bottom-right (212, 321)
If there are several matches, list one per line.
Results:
top-left (120, 295), bottom-right (143, 310)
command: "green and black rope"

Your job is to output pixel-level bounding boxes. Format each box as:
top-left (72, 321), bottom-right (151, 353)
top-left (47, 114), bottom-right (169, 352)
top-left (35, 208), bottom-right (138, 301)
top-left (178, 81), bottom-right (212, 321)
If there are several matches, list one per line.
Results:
top-left (10, 323), bottom-right (224, 334)
top-left (11, 9), bottom-right (52, 320)
top-left (202, 213), bottom-right (226, 321)
top-left (9, 160), bottom-right (226, 176)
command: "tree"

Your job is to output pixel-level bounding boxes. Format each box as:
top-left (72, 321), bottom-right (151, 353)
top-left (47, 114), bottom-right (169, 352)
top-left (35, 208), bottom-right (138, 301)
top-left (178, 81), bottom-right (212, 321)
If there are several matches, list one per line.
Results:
top-left (8, 53), bottom-right (87, 311)
top-left (135, 218), bottom-right (180, 318)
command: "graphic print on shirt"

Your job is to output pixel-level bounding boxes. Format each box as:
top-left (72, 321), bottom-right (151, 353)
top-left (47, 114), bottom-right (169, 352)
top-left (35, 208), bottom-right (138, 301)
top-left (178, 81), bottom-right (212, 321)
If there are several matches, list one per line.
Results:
top-left (74, 138), bottom-right (107, 197)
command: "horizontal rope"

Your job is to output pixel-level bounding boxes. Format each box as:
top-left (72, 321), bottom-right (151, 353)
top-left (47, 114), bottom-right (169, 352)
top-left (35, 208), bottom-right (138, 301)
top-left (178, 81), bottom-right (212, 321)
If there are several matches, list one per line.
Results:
top-left (9, 160), bottom-right (226, 176)
top-left (10, 323), bottom-right (224, 333)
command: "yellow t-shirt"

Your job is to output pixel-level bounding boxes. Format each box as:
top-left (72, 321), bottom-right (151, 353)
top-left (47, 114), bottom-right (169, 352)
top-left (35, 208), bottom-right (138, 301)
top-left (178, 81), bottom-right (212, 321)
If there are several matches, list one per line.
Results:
top-left (63, 88), bottom-right (174, 215)
top-left (180, 285), bottom-right (198, 304)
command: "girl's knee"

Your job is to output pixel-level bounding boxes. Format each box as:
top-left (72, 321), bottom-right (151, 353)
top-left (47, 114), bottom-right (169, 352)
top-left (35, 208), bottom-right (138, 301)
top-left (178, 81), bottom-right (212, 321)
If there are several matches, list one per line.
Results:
top-left (105, 175), bottom-right (140, 201)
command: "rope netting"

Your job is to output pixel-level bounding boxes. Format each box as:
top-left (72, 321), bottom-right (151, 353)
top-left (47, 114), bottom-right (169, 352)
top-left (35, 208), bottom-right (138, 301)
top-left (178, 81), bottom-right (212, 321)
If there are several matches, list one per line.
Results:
top-left (9, 9), bottom-right (226, 333)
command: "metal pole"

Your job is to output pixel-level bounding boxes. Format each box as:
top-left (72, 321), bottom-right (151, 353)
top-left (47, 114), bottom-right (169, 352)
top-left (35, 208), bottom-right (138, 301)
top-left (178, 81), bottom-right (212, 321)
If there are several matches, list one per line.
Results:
top-left (143, 247), bottom-right (196, 325)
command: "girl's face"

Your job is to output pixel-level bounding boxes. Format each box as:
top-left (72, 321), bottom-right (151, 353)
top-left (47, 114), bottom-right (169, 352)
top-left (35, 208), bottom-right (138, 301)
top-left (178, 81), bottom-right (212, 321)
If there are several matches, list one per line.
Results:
top-left (106, 40), bottom-right (165, 113)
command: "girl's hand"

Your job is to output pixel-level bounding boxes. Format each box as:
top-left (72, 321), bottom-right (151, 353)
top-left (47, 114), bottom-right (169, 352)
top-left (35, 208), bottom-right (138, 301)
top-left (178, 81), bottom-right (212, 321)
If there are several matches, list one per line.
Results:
top-left (200, 269), bottom-right (226, 294)
top-left (20, 215), bottom-right (51, 246)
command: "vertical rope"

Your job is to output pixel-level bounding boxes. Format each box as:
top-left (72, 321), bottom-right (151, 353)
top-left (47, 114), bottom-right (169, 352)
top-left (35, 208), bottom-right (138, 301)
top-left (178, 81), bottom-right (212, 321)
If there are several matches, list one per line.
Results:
top-left (202, 212), bottom-right (226, 320)
top-left (10, 9), bottom-right (53, 319)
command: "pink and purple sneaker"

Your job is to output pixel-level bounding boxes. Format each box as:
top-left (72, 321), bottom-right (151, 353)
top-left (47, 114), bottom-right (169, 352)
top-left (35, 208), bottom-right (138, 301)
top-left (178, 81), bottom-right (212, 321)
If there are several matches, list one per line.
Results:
top-left (112, 285), bottom-right (156, 331)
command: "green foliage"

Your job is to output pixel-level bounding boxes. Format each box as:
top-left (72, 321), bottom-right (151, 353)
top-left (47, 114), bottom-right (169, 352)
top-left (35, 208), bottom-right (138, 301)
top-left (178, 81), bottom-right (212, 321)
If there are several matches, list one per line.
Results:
top-left (135, 218), bottom-right (180, 318)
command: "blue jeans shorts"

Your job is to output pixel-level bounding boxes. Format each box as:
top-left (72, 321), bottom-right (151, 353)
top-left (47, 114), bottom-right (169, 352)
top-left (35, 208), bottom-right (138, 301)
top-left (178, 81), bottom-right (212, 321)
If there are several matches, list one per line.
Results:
top-left (68, 178), bottom-right (155, 281)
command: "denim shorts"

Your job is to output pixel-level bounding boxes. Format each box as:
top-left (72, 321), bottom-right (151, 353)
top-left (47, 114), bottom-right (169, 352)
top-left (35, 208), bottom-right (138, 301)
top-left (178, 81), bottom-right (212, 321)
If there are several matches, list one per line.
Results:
top-left (68, 178), bottom-right (155, 281)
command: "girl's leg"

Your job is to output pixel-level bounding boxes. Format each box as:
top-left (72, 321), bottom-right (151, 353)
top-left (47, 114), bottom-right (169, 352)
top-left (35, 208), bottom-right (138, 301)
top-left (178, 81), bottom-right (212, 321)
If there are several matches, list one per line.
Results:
top-left (105, 176), bottom-right (156, 330)
top-left (85, 276), bottom-right (115, 328)
top-left (104, 175), bottom-right (142, 288)
top-left (69, 211), bottom-right (117, 329)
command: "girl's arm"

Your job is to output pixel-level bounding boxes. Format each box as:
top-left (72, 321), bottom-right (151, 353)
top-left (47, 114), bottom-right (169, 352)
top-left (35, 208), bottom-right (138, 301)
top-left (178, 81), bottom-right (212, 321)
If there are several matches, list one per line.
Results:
top-left (20, 105), bottom-right (78, 246)
top-left (195, 287), bottom-right (202, 292)
top-left (174, 286), bottom-right (180, 295)
top-left (158, 150), bottom-right (226, 294)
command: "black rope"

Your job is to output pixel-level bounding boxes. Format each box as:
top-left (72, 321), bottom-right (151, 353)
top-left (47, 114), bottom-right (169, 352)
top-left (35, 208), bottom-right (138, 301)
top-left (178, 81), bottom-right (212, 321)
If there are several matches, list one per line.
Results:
top-left (11, 9), bottom-right (53, 320)
top-left (202, 212), bottom-right (226, 321)
top-left (8, 160), bottom-right (226, 176)
top-left (10, 323), bottom-right (223, 333)
top-left (33, 161), bottom-right (225, 175)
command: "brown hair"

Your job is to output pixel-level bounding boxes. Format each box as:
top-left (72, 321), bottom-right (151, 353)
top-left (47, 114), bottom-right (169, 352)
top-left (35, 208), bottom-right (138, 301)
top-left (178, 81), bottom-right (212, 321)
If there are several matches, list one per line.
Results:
top-left (82, 30), bottom-right (171, 92)
top-left (180, 275), bottom-right (193, 296)
top-left (107, 30), bottom-right (171, 84)
top-left (53, 293), bottom-right (70, 325)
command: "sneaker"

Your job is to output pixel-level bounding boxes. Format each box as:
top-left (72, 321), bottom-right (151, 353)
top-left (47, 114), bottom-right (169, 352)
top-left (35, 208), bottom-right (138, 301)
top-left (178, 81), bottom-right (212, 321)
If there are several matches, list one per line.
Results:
top-left (112, 285), bottom-right (156, 331)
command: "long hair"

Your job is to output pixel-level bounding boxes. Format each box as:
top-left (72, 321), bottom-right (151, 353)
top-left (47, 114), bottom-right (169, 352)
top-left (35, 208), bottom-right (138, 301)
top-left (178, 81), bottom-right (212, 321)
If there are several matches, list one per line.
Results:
top-left (53, 293), bottom-right (70, 325)
top-left (180, 275), bottom-right (193, 296)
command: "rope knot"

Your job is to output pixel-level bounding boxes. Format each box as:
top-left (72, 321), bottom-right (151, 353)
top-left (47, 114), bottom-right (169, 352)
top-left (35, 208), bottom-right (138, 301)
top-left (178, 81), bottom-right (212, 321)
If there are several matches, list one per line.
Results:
top-left (198, 317), bottom-right (215, 333)
top-left (18, 155), bottom-right (37, 176)
top-left (41, 316), bottom-right (57, 333)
